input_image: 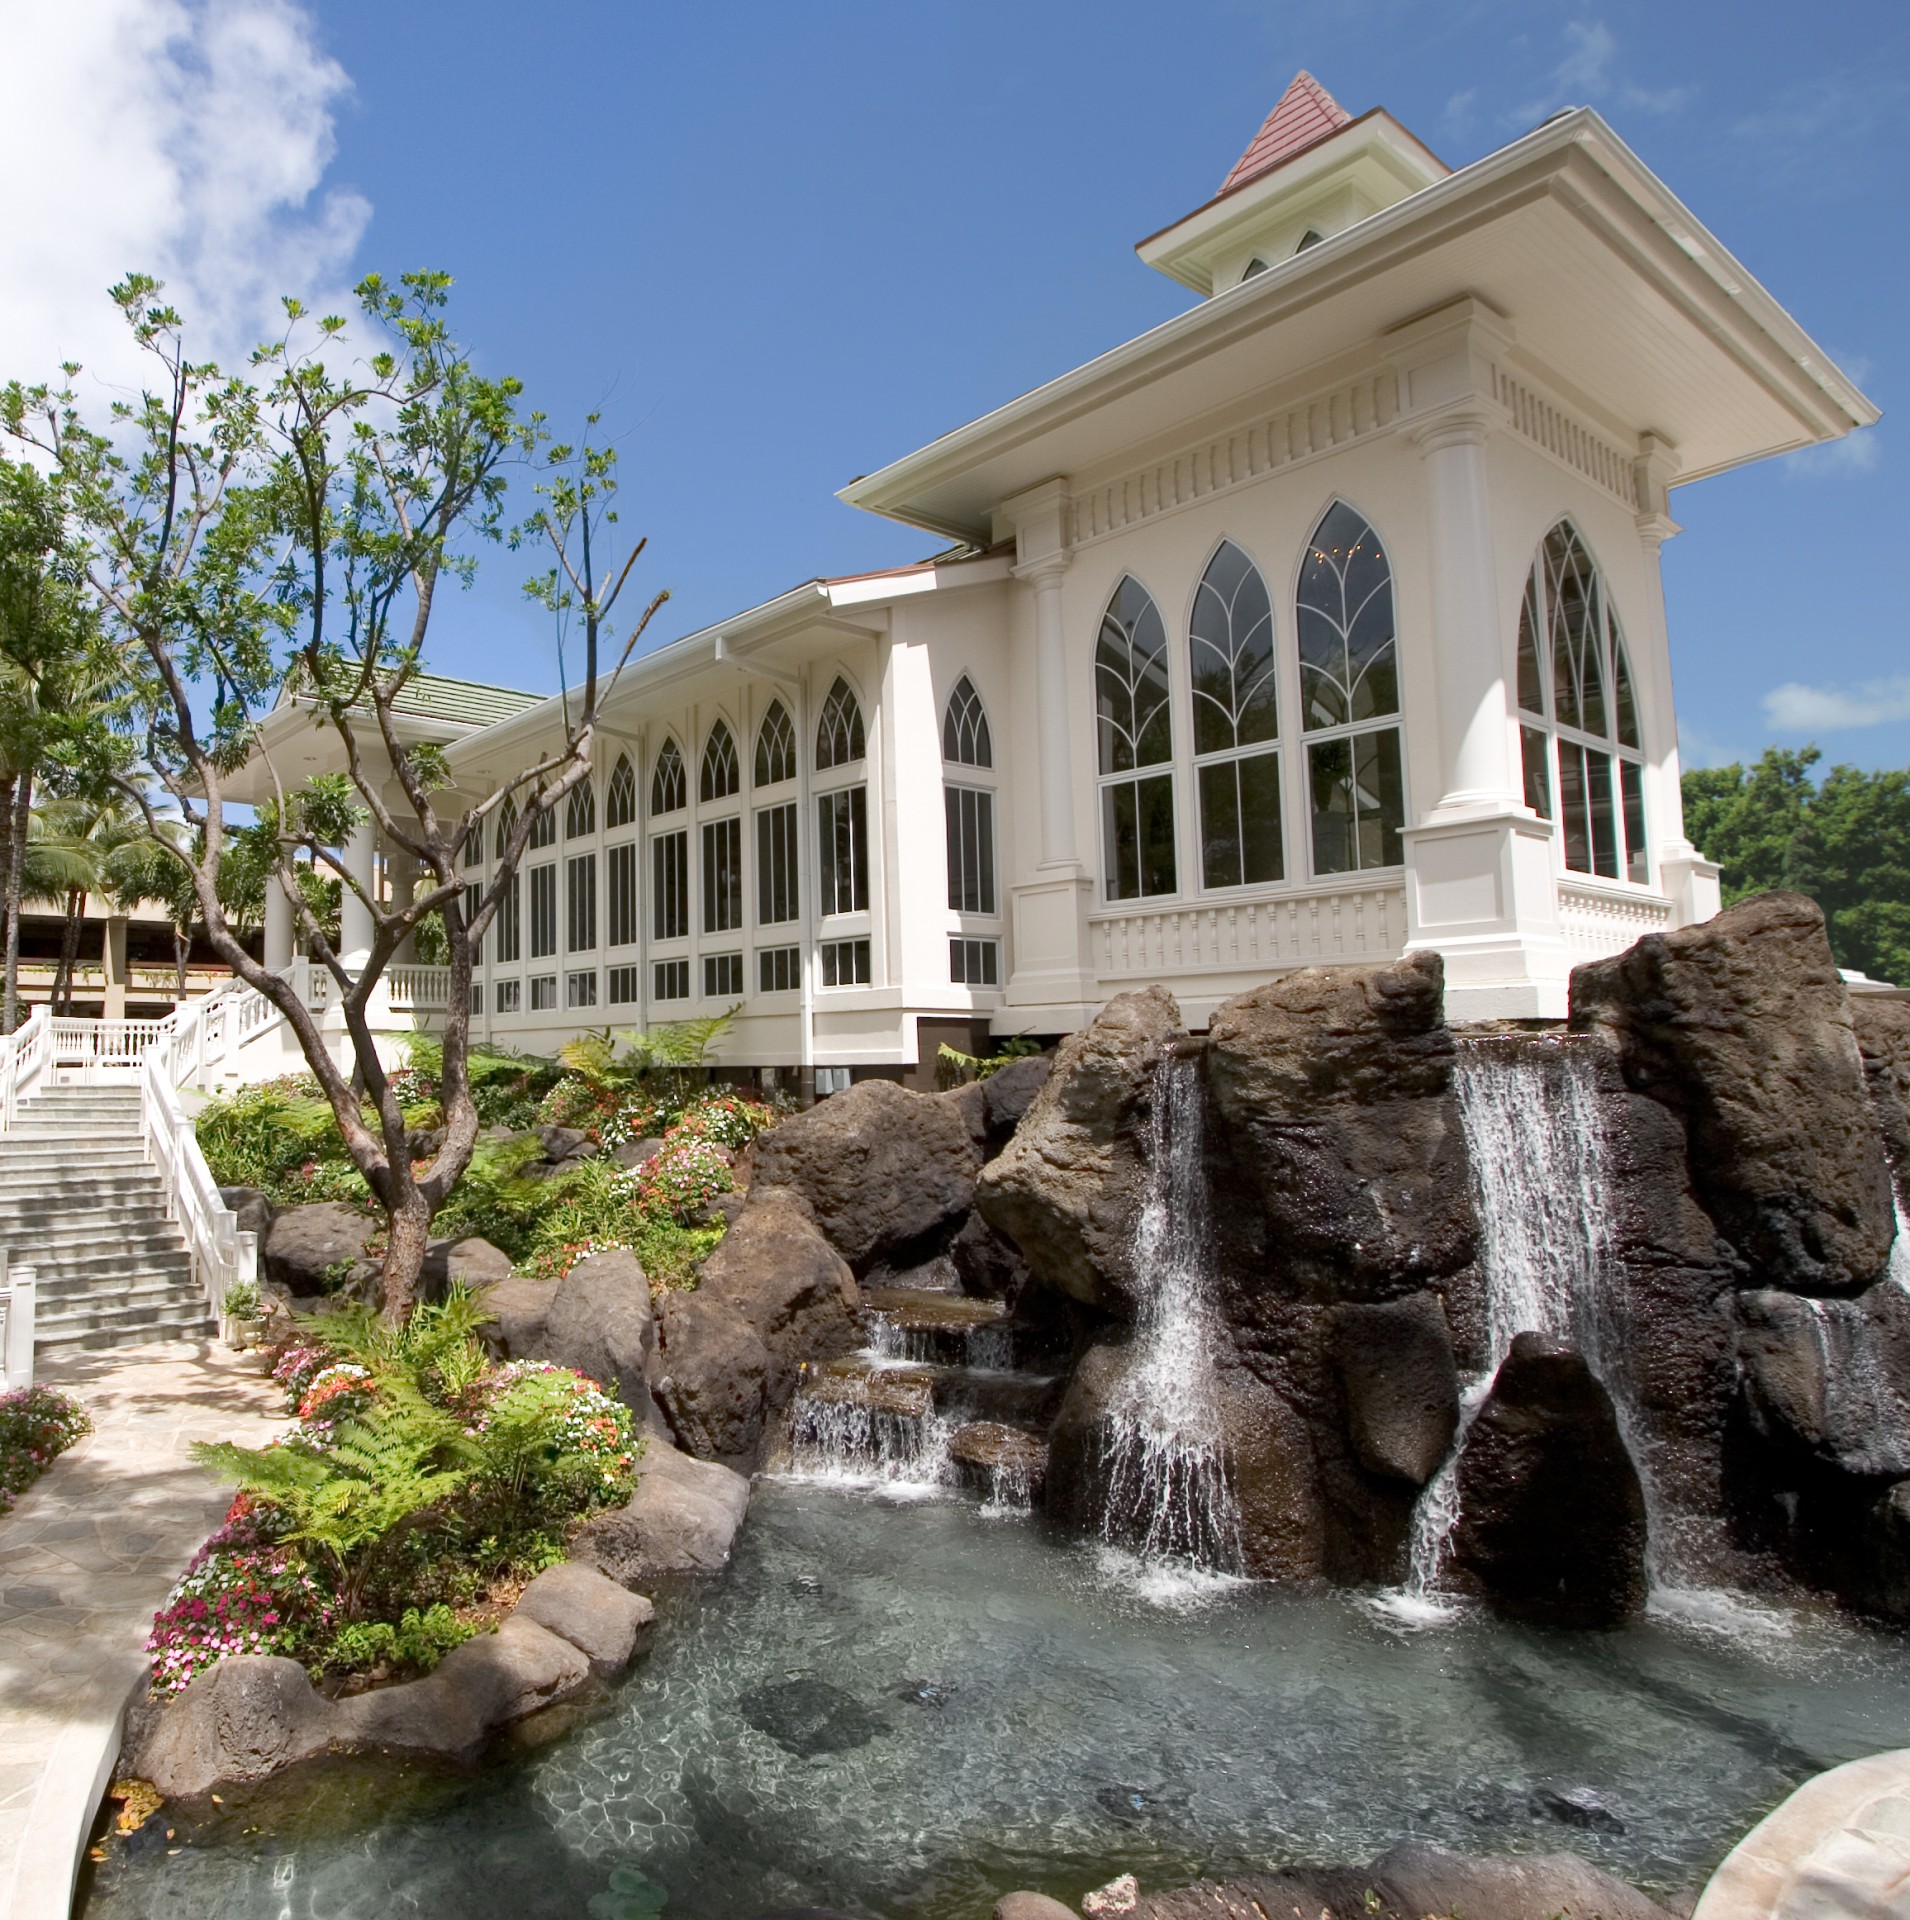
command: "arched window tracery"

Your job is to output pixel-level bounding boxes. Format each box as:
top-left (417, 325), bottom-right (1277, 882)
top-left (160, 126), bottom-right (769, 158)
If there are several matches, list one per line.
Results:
top-left (755, 700), bottom-right (796, 786)
top-left (565, 780), bottom-right (596, 839)
top-left (1094, 575), bottom-right (1175, 899)
top-left (701, 720), bottom-right (740, 803)
top-left (605, 753), bottom-right (637, 828)
top-left (816, 677), bottom-right (865, 770)
top-left (1191, 540), bottom-right (1283, 888)
top-left (942, 676), bottom-right (992, 767)
top-left (650, 739), bottom-right (686, 816)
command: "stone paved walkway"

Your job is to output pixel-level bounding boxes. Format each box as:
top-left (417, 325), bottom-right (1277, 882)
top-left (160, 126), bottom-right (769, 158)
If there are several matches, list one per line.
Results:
top-left (0, 1340), bottom-right (283, 1920)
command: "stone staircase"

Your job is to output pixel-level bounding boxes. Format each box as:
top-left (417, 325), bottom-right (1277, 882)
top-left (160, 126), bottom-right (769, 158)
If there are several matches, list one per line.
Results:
top-left (0, 1086), bottom-right (214, 1350)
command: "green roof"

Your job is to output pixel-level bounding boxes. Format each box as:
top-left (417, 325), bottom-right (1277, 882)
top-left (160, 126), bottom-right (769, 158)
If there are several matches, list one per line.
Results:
top-left (275, 669), bottom-right (545, 730)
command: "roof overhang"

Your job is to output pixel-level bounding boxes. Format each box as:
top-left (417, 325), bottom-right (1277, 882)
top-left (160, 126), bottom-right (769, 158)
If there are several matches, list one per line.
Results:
top-left (839, 108), bottom-right (1878, 546)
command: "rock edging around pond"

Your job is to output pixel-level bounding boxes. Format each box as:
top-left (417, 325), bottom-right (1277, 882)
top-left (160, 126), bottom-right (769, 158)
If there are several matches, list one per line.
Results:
top-left (128, 1561), bottom-right (653, 1800)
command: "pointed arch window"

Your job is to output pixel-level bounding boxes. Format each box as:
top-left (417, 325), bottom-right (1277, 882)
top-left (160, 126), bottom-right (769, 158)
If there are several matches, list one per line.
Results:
top-left (1191, 540), bottom-right (1283, 888)
top-left (755, 700), bottom-right (796, 786)
top-left (943, 676), bottom-right (991, 768)
top-left (493, 798), bottom-right (518, 862)
top-left (565, 780), bottom-right (596, 839)
top-left (528, 801), bottom-right (556, 851)
top-left (816, 676), bottom-right (865, 770)
top-left (701, 720), bottom-right (740, 802)
top-left (1516, 522), bottom-right (1648, 884)
top-left (1296, 502), bottom-right (1404, 875)
top-left (605, 753), bottom-right (638, 829)
top-left (651, 738), bottom-right (686, 816)
top-left (1095, 575), bottom-right (1176, 899)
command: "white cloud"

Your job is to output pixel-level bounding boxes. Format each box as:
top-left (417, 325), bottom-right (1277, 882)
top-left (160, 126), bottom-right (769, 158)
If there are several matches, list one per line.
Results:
top-left (1509, 19), bottom-right (1691, 129)
top-left (0, 0), bottom-right (368, 398)
top-left (1764, 676), bottom-right (1910, 733)
top-left (1785, 428), bottom-right (1883, 479)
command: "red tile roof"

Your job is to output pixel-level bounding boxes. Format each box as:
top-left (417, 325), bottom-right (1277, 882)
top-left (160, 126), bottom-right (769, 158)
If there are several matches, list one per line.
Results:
top-left (1220, 72), bottom-right (1353, 193)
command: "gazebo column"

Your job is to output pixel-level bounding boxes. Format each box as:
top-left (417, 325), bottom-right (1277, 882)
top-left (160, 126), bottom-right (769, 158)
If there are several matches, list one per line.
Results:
top-left (339, 819), bottom-right (377, 967)
top-left (263, 876), bottom-right (294, 973)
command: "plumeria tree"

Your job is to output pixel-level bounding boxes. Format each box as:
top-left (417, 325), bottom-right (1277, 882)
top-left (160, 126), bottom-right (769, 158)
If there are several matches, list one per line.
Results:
top-left (3, 275), bottom-right (665, 1315)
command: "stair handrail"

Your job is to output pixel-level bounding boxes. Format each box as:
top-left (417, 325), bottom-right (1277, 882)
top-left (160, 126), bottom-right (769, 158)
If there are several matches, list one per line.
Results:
top-left (139, 1043), bottom-right (256, 1322)
top-left (0, 1257), bottom-right (35, 1390)
top-left (0, 1005), bottom-right (53, 1133)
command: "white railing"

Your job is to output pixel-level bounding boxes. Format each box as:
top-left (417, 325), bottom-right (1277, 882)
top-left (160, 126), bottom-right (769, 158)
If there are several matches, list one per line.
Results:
top-left (0, 1258), bottom-right (35, 1391)
top-left (386, 964), bottom-right (451, 1012)
top-left (0, 1004), bottom-right (52, 1130)
top-left (1088, 882), bottom-right (1409, 982)
top-left (1558, 881), bottom-right (1673, 965)
top-left (139, 1049), bottom-right (256, 1323)
top-left (48, 1016), bottom-right (171, 1081)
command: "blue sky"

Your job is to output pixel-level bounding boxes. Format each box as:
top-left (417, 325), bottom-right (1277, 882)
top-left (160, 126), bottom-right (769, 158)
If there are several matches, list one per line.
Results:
top-left (8, 0), bottom-right (1905, 773)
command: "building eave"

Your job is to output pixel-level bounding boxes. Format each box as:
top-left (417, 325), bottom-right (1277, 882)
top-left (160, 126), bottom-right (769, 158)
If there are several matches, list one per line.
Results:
top-left (838, 108), bottom-right (1878, 544)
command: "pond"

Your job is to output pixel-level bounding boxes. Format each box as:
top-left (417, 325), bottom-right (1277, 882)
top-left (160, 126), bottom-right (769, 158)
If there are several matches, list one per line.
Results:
top-left (82, 1478), bottom-right (1910, 1920)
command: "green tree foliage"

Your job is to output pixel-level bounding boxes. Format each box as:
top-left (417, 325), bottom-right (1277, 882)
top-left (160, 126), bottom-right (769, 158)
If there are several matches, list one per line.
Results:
top-left (1684, 746), bottom-right (1910, 985)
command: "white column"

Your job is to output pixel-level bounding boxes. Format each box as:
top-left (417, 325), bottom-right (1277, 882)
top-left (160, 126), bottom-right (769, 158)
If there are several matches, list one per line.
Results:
top-left (339, 819), bottom-right (376, 965)
top-left (1415, 409), bottom-right (1518, 815)
top-left (263, 877), bottom-right (294, 973)
top-left (389, 858), bottom-right (417, 963)
top-left (1026, 558), bottom-right (1076, 868)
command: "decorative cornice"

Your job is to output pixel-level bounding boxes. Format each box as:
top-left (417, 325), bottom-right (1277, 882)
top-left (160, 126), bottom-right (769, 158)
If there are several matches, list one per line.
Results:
top-left (1492, 366), bottom-right (1640, 510)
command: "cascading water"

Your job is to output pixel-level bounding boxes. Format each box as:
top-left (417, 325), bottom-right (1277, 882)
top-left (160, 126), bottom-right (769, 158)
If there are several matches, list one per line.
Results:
top-left (1093, 1054), bottom-right (1244, 1573)
top-left (1405, 1037), bottom-right (1657, 1600)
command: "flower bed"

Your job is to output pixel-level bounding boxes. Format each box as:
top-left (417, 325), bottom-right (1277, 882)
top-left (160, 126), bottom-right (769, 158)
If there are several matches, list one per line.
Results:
top-left (0, 1385), bottom-right (91, 1513)
top-left (150, 1293), bottom-right (639, 1692)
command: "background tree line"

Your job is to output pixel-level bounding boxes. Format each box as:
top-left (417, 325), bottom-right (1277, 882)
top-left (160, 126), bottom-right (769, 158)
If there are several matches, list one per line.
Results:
top-left (1684, 747), bottom-right (1910, 987)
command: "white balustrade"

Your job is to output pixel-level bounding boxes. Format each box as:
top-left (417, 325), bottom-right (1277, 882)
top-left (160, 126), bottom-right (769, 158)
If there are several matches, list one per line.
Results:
top-left (0, 1260), bottom-right (35, 1390)
top-left (1087, 883), bottom-right (1409, 982)
top-left (1557, 882), bottom-right (1672, 965)
top-left (0, 1005), bottom-right (51, 1130)
top-left (384, 965), bottom-right (451, 1013)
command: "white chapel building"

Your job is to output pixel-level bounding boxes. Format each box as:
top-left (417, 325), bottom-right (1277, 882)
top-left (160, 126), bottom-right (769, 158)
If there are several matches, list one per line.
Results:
top-left (250, 74), bottom-right (1878, 1084)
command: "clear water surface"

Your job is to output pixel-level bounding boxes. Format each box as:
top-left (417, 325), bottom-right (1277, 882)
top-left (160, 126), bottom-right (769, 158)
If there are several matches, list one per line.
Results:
top-left (82, 1480), bottom-right (1910, 1920)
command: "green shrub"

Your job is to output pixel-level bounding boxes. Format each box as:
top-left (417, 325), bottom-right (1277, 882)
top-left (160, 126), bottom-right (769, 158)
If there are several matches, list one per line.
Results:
top-left (322, 1603), bottom-right (474, 1676)
top-left (0, 1386), bottom-right (91, 1512)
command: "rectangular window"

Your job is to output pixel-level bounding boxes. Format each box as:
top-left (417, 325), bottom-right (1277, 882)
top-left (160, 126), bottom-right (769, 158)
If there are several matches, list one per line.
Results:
top-left (652, 830), bottom-right (688, 940)
top-left (1558, 744), bottom-right (1619, 879)
top-left (607, 964), bottom-right (641, 1005)
top-left (1307, 728), bottom-right (1404, 876)
top-left (819, 937), bottom-right (870, 987)
top-left (950, 937), bottom-right (1000, 986)
top-left (654, 958), bottom-right (690, 1002)
top-left (528, 862), bottom-right (558, 958)
top-left (1521, 725), bottom-right (1553, 820)
top-left (463, 882), bottom-right (485, 966)
top-left (494, 977), bottom-right (521, 1014)
top-left (493, 872), bottom-right (520, 963)
top-left (470, 981), bottom-right (483, 1016)
top-left (758, 944), bottom-right (800, 993)
top-left (1620, 761), bottom-right (1649, 886)
top-left (1196, 750), bottom-right (1283, 890)
top-left (1101, 773), bottom-right (1177, 900)
top-left (702, 816), bottom-right (742, 933)
top-left (529, 973), bottom-right (557, 1010)
top-left (944, 785), bottom-right (997, 914)
top-left (756, 802), bottom-right (800, 925)
top-left (566, 969), bottom-right (597, 1008)
top-left (817, 786), bottom-right (868, 916)
top-left (566, 853), bottom-right (597, 953)
top-left (815, 1066), bottom-right (852, 1097)
top-left (703, 951), bottom-right (743, 998)
top-left (607, 842), bottom-right (639, 947)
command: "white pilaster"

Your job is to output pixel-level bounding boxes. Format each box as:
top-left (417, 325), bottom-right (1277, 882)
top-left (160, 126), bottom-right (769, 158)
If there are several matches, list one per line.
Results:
top-left (339, 819), bottom-right (376, 966)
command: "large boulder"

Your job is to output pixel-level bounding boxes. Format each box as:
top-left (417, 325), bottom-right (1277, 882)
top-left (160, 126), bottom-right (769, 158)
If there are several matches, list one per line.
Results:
top-left (976, 987), bottom-right (1181, 1311)
top-left (1736, 1284), bottom-right (1910, 1478)
top-left (1203, 951), bottom-right (1476, 1301)
top-left (132, 1655), bottom-right (332, 1799)
top-left (654, 1187), bottom-right (858, 1465)
top-left (981, 1052), bottom-right (1053, 1151)
top-left (261, 1202), bottom-right (379, 1297)
top-left (218, 1186), bottom-right (275, 1242)
top-left (1330, 1294), bottom-right (1460, 1485)
top-left (515, 1562), bottom-right (654, 1678)
top-left (1571, 891), bottom-right (1895, 1292)
top-left (749, 1079), bottom-right (982, 1270)
top-left (419, 1235), bottom-right (513, 1301)
top-left (1450, 1333), bottom-right (1648, 1626)
top-left (475, 1272), bottom-right (560, 1358)
top-left (571, 1436), bottom-right (751, 1586)
top-left (540, 1248), bottom-right (657, 1423)
top-left (1854, 994), bottom-right (1910, 1211)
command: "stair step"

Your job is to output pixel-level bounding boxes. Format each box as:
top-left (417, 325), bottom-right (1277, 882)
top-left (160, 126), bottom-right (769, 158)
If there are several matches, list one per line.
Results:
top-left (0, 1234), bottom-right (186, 1265)
top-left (36, 1307), bottom-right (218, 1348)
top-left (20, 1255), bottom-right (194, 1286)
top-left (32, 1274), bottom-right (202, 1307)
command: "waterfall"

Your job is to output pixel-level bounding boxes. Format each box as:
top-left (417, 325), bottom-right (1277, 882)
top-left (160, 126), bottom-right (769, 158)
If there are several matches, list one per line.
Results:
top-left (1094, 1055), bottom-right (1244, 1573)
top-left (1406, 1038), bottom-right (1654, 1598)
top-left (1891, 1194), bottom-right (1910, 1294)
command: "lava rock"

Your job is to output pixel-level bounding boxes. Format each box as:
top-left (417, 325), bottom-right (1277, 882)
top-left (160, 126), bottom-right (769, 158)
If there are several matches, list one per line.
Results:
top-left (541, 1247), bottom-right (658, 1422)
top-left (739, 1677), bottom-right (889, 1755)
top-left (977, 987), bottom-right (1181, 1311)
top-left (982, 1052), bottom-right (1054, 1150)
top-left (1331, 1293), bottom-right (1460, 1485)
top-left (749, 1078), bottom-right (982, 1271)
top-left (571, 1434), bottom-right (751, 1586)
top-left (474, 1272), bottom-right (560, 1358)
top-left (1854, 994), bottom-right (1910, 1212)
top-left (1204, 951), bottom-right (1476, 1301)
top-left (537, 1124), bottom-right (595, 1163)
top-left (993, 1894), bottom-right (1075, 1920)
top-left (611, 1135), bottom-right (666, 1170)
top-left (1450, 1333), bottom-right (1648, 1626)
top-left (947, 1421), bottom-right (1049, 1500)
top-left (261, 1202), bottom-right (380, 1298)
top-left (939, 1077), bottom-right (989, 1154)
top-left (653, 1294), bottom-right (773, 1463)
top-left (132, 1655), bottom-right (332, 1799)
top-left (218, 1186), bottom-right (275, 1242)
top-left (1571, 890), bottom-right (1895, 1293)
top-left (513, 1562), bottom-right (655, 1678)
top-left (1736, 1283), bottom-right (1910, 1476)
top-left (419, 1235), bottom-right (513, 1301)
top-left (422, 1614), bottom-right (591, 1728)
top-left (1529, 1784), bottom-right (1626, 1833)
top-left (951, 1209), bottom-right (1031, 1302)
